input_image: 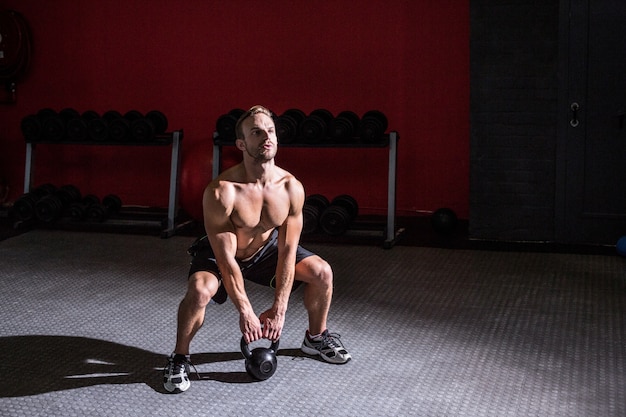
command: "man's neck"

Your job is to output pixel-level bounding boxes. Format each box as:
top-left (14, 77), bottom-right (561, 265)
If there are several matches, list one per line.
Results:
top-left (243, 158), bottom-right (275, 184)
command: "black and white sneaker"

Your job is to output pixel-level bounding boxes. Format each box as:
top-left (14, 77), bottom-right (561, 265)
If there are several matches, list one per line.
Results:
top-left (301, 330), bottom-right (352, 364)
top-left (163, 354), bottom-right (192, 393)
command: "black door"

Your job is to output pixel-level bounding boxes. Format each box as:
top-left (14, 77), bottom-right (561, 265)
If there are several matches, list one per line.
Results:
top-left (557, 0), bottom-right (626, 244)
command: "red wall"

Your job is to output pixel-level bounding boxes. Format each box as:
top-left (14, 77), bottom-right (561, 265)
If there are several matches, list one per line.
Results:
top-left (0, 0), bottom-right (469, 222)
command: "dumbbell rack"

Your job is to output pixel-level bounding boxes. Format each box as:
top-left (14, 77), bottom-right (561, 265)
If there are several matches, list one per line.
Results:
top-left (212, 131), bottom-right (404, 248)
top-left (21, 130), bottom-right (188, 238)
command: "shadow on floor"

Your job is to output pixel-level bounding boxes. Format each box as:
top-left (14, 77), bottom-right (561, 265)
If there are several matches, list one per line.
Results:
top-left (0, 335), bottom-right (307, 397)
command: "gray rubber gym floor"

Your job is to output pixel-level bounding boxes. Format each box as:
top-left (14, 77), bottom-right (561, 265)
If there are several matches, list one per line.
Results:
top-left (1, 230), bottom-right (624, 416)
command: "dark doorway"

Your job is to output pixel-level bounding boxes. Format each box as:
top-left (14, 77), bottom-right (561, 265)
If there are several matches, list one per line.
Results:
top-left (556, 0), bottom-right (626, 244)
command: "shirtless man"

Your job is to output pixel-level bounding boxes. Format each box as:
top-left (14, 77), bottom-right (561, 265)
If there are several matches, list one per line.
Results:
top-left (164, 105), bottom-right (351, 393)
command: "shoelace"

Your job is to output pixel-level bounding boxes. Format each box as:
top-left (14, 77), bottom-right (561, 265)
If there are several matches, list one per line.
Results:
top-left (169, 357), bottom-right (200, 380)
top-left (321, 332), bottom-right (345, 349)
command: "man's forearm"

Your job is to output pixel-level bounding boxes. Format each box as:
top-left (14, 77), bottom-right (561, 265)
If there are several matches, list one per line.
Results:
top-left (272, 265), bottom-right (295, 313)
top-left (220, 264), bottom-right (253, 314)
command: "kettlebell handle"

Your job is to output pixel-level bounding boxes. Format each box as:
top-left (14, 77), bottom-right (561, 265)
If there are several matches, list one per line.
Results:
top-left (240, 336), bottom-right (280, 359)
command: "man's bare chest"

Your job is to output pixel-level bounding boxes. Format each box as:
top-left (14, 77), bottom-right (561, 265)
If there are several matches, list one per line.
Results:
top-left (231, 192), bottom-right (290, 231)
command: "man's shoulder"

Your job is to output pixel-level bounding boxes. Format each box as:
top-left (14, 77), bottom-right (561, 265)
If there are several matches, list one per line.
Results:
top-left (275, 166), bottom-right (303, 190)
top-left (209, 164), bottom-right (244, 187)
top-left (275, 165), bottom-right (297, 180)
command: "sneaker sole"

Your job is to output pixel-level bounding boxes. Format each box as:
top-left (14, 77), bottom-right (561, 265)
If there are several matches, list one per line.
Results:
top-left (164, 378), bottom-right (191, 393)
top-left (301, 344), bottom-right (352, 364)
top-left (163, 382), bottom-right (191, 394)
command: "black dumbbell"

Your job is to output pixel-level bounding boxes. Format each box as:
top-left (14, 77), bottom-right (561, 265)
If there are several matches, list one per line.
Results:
top-left (69, 194), bottom-right (100, 221)
top-left (20, 108), bottom-right (62, 142)
top-left (431, 208), bottom-right (459, 235)
top-left (126, 110), bottom-right (163, 142)
top-left (13, 183), bottom-right (57, 221)
top-left (102, 110), bottom-right (122, 122)
top-left (330, 111), bottom-right (360, 143)
top-left (13, 193), bottom-right (39, 221)
top-left (35, 194), bottom-right (64, 223)
top-left (21, 114), bottom-right (42, 143)
top-left (41, 110), bottom-right (66, 142)
top-left (34, 184), bottom-right (82, 223)
top-left (216, 108), bottom-right (245, 142)
top-left (86, 113), bottom-right (109, 142)
top-left (64, 110), bottom-right (100, 142)
top-left (107, 111), bottom-right (131, 142)
top-left (55, 184), bottom-right (82, 208)
top-left (146, 110), bottom-right (168, 135)
top-left (66, 116), bottom-right (88, 142)
top-left (13, 184), bottom-right (54, 221)
top-left (125, 110), bottom-right (150, 142)
top-left (276, 108), bottom-right (306, 144)
top-left (303, 194), bottom-right (329, 234)
top-left (360, 110), bottom-right (388, 143)
top-left (319, 194), bottom-right (359, 236)
top-left (300, 109), bottom-right (333, 144)
top-left (86, 194), bottom-right (122, 222)
top-left (130, 118), bottom-right (155, 142)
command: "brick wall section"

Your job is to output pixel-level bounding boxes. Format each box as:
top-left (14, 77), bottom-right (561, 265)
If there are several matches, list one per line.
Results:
top-left (470, 0), bottom-right (560, 241)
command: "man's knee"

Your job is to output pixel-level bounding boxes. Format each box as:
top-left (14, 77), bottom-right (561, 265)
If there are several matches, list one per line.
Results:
top-left (297, 256), bottom-right (333, 287)
top-left (186, 271), bottom-right (220, 306)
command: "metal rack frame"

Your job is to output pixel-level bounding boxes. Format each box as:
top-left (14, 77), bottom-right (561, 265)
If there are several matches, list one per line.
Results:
top-left (22, 130), bottom-right (184, 237)
top-left (211, 131), bottom-right (402, 248)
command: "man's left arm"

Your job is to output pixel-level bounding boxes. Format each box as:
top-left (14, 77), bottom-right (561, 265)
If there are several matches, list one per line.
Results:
top-left (260, 177), bottom-right (305, 341)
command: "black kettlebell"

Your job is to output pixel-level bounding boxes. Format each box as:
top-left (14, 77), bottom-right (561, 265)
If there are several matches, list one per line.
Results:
top-left (240, 337), bottom-right (279, 381)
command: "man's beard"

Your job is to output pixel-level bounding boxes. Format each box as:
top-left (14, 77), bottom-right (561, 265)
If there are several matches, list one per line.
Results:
top-left (246, 143), bottom-right (276, 162)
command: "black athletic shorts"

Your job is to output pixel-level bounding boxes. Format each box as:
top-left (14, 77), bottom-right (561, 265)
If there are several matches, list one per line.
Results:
top-left (187, 229), bottom-right (315, 304)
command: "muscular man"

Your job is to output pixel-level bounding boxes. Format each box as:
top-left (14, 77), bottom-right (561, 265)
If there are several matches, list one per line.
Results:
top-left (164, 105), bottom-right (351, 393)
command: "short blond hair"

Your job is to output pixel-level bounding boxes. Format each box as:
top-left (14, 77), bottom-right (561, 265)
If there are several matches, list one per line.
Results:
top-left (235, 105), bottom-right (274, 139)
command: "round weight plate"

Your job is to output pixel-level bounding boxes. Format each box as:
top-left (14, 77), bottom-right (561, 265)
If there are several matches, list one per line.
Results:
top-left (109, 118), bottom-right (130, 141)
top-left (146, 110), bottom-right (168, 134)
top-left (124, 110), bottom-right (143, 122)
top-left (69, 202), bottom-right (86, 220)
top-left (310, 109), bottom-right (334, 126)
top-left (331, 194), bottom-right (358, 219)
top-left (330, 117), bottom-right (353, 143)
top-left (82, 194), bottom-right (100, 206)
top-left (300, 114), bottom-right (327, 143)
top-left (59, 108), bottom-right (80, 121)
top-left (360, 110), bottom-right (388, 143)
top-left (13, 193), bottom-right (37, 221)
top-left (88, 118), bottom-right (109, 141)
top-left (320, 205), bottom-right (351, 236)
top-left (42, 115), bottom-right (65, 141)
top-left (216, 113), bottom-right (238, 141)
top-left (362, 110), bottom-right (388, 131)
top-left (229, 108), bottom-right (245, 119)
top-left (102, 194), bottom-right (122, 212)
top-left (87, 203), bottom-right (107, 222)
top-left (282, 108), bottom-right (306, 126)
top-left (305, 194), bottom-right (330, 211)
top-left (337, 110), bottom-right (360, 128)
top-left (66, 118), bottom-right (88, 141)
top-left (37, 108), bottom-right (57, 120)
top-left (59, 184), bottom-right (81, 202)
top-left (275, 115), bottom-right (298, 143)
top-left (35, 195), bottom-right (63, 222)
top-left (103, 110), bottom-right (122, 122)
top-left (34, 183), bottom-right (57, 197)
top-left (131, 118), bottom-right (155, 142)
top-left (21, 114), bottom-right (41, 142)
top-left (302, 204), bottom-right (320, 235)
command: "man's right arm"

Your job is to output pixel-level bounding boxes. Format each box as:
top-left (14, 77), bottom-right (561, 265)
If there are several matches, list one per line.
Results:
top-left (202, 183), bottom-right (262, 343)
